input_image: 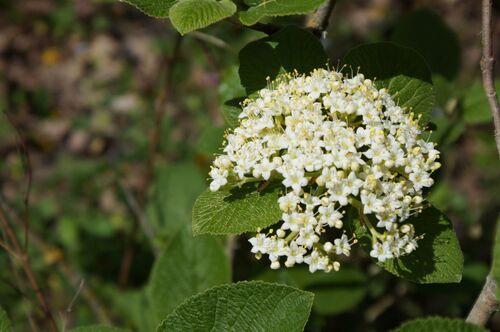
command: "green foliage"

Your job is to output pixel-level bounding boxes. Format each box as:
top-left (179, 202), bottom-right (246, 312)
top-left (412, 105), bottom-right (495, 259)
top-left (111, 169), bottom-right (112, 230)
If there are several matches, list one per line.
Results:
top-left (69, 326), bottom-right (131, 332)
top-left (192, 182), bottom-right (282, 235)
top-left (256, 267), bottom-right (367, 315)
top-left (239, 26), bottom-right (329, 94)
top-left (157, 281), bottom-right (314, 332)
top-left (149, 227), bottom-right (231, 323)
top-left (222, 98), bottom-right (244, 128)
top-left (391, 9), bottom-right (461, 80)
top-left (493, 217), bottom-right (500, 300)
top-left (169, 0), bottom-right (237, 35)
top-left (392, 317), bottom-right (488, 332)
top-left (381, 206), bottom-right (463, 283)
top-left (239, 0), bottom-right (326, 26)
top-left (148, 164), bottom-right (205, 239)
top-left (462, 80), bottom-right (500, 124)
top-left (342, 42), bottom-right (435, 124)
top-left (0, 308), bottom-right (11, 332)
top-left (121, 0), bottom-right (176, 18)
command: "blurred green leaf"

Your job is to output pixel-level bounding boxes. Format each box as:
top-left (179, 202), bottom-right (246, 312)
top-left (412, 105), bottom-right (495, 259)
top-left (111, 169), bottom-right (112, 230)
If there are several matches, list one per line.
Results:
top-left (192, 182), bottom-right (282, 235)
top-left (381, 206), bottom-right (463, 284)
top-left (429, 116), bottom-right (464, 146)
top-left (239, 26), bottom-right (329, 94)
top-left (239, 0), bottom-right (326, 25)
top-left (169, 0), bottom-right (236, 35)
top-left (391, 9), bottom-right (461, 80)
top-left (121, 0), bottom-right (176, 18)
top-left (222, 98), bottom-right (244, 128)
top-left (111, 290), bottom-right (155, 332)
top-left (69, 326), bottom-right (130, 332)
top-left (148, 164), bottom-right (205, 237)
top-left (157, 281), bottom-right (314, 332)
top-left (256, 266), bottom-right (367, 315)
top-left (342, 42), bottom-right (435, 124)
top-left (197, 126), bottom-right (225, 156)
top-left (392, 317), bottom-right (487, 332)
top-left (462, 80), bottom-right (500, 124)
top-left (493, 216), bottom-right (500, 299)
top-left (0, 307), bottom-right (11, 332)
top-left (148, 227), bottom-right (230, 323)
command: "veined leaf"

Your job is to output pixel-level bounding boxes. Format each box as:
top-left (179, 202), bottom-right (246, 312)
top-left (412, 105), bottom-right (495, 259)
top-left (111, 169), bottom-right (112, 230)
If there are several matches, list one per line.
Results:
top-left (239, 25), bottom-right (329, 94)
top-left (381, 206), bottom-right (463, 283)
top-left (120, 0), bottom-right (176, 18)
top-left (239, 0), bottom-right (327, 26)
top-left (148, 227), bottom-right (231, 323)
top-left (392, 317), bottom-right (488, 332)
top-left (192, 182), bottom-right (282, 235)
top-left (169, 0), bottom-right (236, 35)
top-left (157, 281), bottom-right (314, 332)
top-left (343, 42), bottom-right (435, 124)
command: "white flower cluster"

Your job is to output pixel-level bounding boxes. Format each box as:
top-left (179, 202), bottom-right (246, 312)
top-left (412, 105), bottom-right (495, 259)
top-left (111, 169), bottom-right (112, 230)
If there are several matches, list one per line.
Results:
top-left (209, 69), bottom-right (440, 273)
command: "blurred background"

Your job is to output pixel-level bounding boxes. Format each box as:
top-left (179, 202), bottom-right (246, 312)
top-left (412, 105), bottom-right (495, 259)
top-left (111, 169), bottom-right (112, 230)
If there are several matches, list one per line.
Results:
top-left (0, 0), bottom-right (499, 331)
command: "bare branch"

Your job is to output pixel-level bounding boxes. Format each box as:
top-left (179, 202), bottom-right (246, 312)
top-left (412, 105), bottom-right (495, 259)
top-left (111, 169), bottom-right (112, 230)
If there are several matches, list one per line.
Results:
top-left (467, 274), bottom-right (499, 326)
top-left (466, 1), bottom-right (500, 326)
top-left (481, 0), bottom-right (500, 157)
top-left (0, 208), bottom-right (58, 331)
top-left (305, 0), bottom-right (337, 36)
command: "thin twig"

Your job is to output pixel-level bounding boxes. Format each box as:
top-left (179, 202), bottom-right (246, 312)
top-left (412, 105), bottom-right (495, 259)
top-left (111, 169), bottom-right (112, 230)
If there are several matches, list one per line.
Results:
top-left (466, 0), bottom-right (500, 326)
top-left (1, 197), bottom-right (112, 324)
top-left (467, 274), bottom-right (499, 326)
top-left (305, 0), bottom-right (337, 36)
top-left (0, 238), bottom-right (18, 257)
top-left (480, 0), bottom-right (500, 157)
top-left (60, 279), bottom-right (85, 332)
top-left (0, 208), bottom-right (58, 331)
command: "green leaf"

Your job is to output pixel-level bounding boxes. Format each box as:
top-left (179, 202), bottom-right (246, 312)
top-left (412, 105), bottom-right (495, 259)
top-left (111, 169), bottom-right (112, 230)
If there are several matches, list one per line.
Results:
top-left (492, 216), bottom-right (500, 299)
top-left (110, 290), bottom-right (155, 332)
top-left (120, 0), bottom-right (176, 18)
top-left (381, 206), bottom-right (463, 283)
top-left (148, 227), bottom-right (231, 323)
top-left (157, 281), bottom-right (314, 332)
top-left (169, 0), bottom-right (237, 35)
top-left (462, 80), bottom-right (500, 124)
top-left (69, 326), bottom-right (131, 332)
top-left (239, 25), bottom-right (329, 94)
top-left (192, 182), bottom-right (282, 235)
top-left (256, 266), bottom-right (367, 315)
top-left (0, 307), bottom-right (11, 332)
top-left (148, 164), bottom-right (205, 238)
top-left (197, 126), bottom-right (225, 156)
top-left (342, 42), bottom-right (435, 124)
top-left (239, 0), bottom-right (327, 26)
top-left (222, 98), bottom-right (244, 128)
top-left (391, 9), bottom-right (461, 80)
top-left (392, 317), bottom-right (488, 332)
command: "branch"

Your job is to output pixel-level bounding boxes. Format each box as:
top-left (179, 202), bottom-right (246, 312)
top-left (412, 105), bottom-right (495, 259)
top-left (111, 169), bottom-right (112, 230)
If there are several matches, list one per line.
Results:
top-left (0, 208), bottom-right (58, 331)
top-left (467, 274), bottom-right (499, 326)
top-left (466, 2), bottom-right (500, 325)
top-left (305, 0), bottom-right (337, 36)
top-left (1, 198), bottom-right (112, 324)
top-left (481, 0), bottom-right (500, 157)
